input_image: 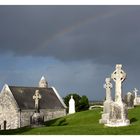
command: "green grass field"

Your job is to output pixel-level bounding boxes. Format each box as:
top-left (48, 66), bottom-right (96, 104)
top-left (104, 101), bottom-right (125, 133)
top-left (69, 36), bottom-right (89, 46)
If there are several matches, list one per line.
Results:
top-left (1, 106), bottom-right (140, 135)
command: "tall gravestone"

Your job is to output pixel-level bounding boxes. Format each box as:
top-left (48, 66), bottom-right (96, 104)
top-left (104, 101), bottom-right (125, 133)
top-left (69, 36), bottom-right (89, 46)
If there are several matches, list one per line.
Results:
top-left (134, 88), bottom-right (138, 105)
top-left (133, 88), bottom-right (140, 106)
top-left (124, 92), bottom-right (134, 109)
top-left (99, 78), bottom-right (113, 124)
top-left (69, 95), bottom-right (75, 114)
top-left (105, 64), bottom-right (130, 127)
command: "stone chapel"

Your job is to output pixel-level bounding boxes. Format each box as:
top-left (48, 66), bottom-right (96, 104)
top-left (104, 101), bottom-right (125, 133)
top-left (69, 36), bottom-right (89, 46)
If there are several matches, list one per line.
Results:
top-left (0, 76), bottom-right (67, 130)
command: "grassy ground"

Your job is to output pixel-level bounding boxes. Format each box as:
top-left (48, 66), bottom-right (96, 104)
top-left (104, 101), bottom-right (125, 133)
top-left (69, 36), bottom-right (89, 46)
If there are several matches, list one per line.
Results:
top-left (1, 106), bottom-right (140, 135)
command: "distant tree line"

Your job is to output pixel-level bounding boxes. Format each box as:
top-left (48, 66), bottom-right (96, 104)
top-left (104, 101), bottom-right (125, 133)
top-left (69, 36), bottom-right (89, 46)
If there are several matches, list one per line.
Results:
top-left (63, 93), bottom-right (89, 113)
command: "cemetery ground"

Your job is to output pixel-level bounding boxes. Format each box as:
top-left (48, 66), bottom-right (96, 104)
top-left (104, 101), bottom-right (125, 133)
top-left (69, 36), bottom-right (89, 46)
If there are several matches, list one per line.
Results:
top-left (1, 106), bottom-right (140, 135)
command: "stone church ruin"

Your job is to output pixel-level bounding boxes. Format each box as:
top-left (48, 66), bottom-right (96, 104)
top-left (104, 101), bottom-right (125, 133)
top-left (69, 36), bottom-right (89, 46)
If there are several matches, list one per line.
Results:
top-left (0, 76), bottom-right (67, 130)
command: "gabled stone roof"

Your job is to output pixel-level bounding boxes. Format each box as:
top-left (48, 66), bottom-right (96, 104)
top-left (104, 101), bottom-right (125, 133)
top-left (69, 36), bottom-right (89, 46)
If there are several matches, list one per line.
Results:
top-left (8, 86), bottom-right (66, 110)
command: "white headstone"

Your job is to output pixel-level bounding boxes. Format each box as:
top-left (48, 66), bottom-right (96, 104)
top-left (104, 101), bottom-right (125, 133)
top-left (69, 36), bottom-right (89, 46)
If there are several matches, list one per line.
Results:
top-left (133, 88), bottom-right (140, 105)
top-left (127, 92), bottom-right (133, 103)
top-left (39, 76), bottom-right (48, 88)
top-left (69, 95), bottom-right (75, 114)
top-left (124, 92), bottom-right (134, 109)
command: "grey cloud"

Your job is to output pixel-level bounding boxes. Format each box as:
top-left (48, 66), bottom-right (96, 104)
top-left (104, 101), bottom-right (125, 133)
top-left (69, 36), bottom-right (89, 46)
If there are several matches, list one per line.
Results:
top-left (44, 6), bottom-right (140, 66)
top-left (1, 6), bottom-right (140, 101)
top-left (0, 6), bottom-right (140, 66)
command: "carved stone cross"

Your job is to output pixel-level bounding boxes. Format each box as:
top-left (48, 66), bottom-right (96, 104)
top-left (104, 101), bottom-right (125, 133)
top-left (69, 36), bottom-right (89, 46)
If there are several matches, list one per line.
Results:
top-left (104, 78), bottom-right (112, 101)
top-left (111, 64), bottom-right (126, 102)
top-left (133, 88), bottom-right (138, 98)
top-left (33, 90), bottom-right (41, 111)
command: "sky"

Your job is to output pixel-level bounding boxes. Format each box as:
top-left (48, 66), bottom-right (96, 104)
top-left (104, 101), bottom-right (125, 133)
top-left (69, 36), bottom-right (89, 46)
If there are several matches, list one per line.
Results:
top-left (0, 5), bottom-right (140, 100)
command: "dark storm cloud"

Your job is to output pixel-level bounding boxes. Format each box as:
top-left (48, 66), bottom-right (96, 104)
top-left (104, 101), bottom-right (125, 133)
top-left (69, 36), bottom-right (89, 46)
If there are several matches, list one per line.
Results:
top-left (44, 6), bottom-right (140, 66)
top-left (1, 6), bottom-right (140, 100)
top-left (0, 6), bottom-right (140, 66)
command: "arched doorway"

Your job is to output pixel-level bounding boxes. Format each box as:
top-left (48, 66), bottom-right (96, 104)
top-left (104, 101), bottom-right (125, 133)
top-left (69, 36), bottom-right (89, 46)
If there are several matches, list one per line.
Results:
top-left (4, 120), bottom-right (6, 130)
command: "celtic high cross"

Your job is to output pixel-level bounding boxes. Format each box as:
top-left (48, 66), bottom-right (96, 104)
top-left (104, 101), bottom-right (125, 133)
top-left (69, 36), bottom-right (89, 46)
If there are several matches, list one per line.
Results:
top-left (33, 90), bottom-right (41, 112)
top-left (104, 78), bottom-right (112, 101)
top-left (111, 64), bottom-right (126, 102)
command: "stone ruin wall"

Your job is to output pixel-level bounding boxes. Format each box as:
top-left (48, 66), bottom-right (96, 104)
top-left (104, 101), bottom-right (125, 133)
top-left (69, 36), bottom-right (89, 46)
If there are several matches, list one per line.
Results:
top-left (20, 110), bottom-right (35, 127)
top-left (0, 108), bottom-right (67, 129)
top-left (0, 88), bottom-right (67, 129)
top-left (0, 93), bottom-right (20, 130)
top-left (20, 108), bottom-right (66, 127)
top-left (42, 109), bottom-right (66, 121)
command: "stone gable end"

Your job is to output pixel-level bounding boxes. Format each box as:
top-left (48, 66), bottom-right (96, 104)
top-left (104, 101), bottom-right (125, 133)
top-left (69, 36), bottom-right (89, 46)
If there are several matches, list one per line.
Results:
top-left (0, 86), bottom-right (19, 130)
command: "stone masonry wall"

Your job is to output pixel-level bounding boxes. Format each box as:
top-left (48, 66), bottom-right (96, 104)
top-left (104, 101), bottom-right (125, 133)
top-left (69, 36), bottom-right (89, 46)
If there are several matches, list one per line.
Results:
top-left (0, 93), bottom-right (19, 130)
top-left (42, 109), bottom-right (66, 121)
top-left (0, 86), bottom-right (66, 129)
top-left (20, 110), bottom-right (35, 127)
top-left (20, 109), bottom-right (66, 127)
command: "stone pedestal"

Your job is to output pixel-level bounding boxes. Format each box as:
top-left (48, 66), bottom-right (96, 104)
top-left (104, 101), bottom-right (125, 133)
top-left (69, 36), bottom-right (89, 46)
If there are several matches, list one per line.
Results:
top-left (99, 100), bottom-right (113, 124)
top-left (100, 113), bottom-right (110, 124)
top-left (31, 112), bottom-right (44, 127)
top-left (105, 101), bottom-right (130, 127)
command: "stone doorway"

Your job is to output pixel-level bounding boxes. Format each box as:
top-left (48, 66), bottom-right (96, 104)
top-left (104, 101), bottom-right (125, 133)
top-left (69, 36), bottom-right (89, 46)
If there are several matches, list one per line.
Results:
top-left (4, 120), bottom-right (6, 130)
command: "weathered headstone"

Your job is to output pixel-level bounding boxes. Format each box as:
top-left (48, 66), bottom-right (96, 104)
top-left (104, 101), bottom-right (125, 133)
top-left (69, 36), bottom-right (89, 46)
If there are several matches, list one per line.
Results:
top-left (133, 88), bottom-right (140, 106)
top-left (69, 95), bottom-right (75, 114)
top-left (134, 88), bottom-right (138, 98)
top-left (105, 64), bottom-right (130, 127)
top-left (99, 78), bottom-right (113, 124)
top-left (124, 92), bottom-right (134, 109)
